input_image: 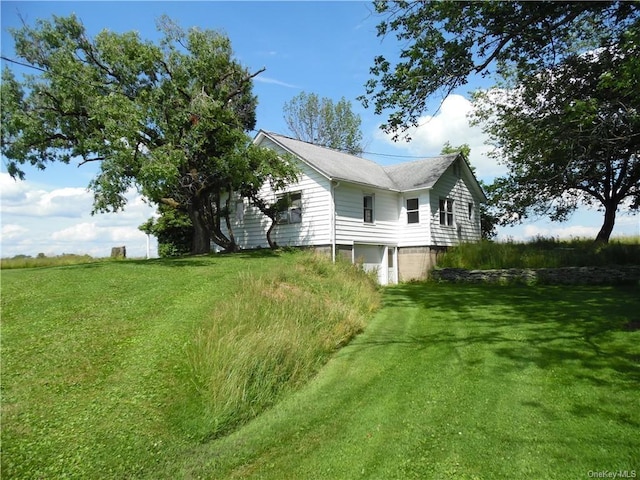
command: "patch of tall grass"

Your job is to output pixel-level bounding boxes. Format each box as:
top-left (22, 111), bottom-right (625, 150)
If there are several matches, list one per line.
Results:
top-left (438, 236), bottom-right (640, 269)
top-left (172, 252), bottom-right (380, 440)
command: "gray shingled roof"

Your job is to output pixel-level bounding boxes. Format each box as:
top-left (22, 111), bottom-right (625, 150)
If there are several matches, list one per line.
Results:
top-left (261, 132), bottom-right (459, 192)
top-left (384, 155), bottom-right (458, 191)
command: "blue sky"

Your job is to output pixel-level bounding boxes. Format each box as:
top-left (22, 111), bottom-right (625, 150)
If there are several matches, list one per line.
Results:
top-left (1, 1), bottom-right (638, 258)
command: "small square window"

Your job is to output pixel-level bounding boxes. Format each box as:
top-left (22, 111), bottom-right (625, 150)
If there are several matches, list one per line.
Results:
top-left (407, 198), bottom-right (419, 224)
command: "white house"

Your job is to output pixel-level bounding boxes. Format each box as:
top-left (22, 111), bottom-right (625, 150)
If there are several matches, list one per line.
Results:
top-left (226, 130), bottom-right (486, 284)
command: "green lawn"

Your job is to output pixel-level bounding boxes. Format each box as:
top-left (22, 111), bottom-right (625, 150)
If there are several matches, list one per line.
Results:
top-left (171, 283), bottom-right (640, 479)
top-left (1, 252), bottom-right (377, 479)
top-left (3, 260), bottom-right (639, 479)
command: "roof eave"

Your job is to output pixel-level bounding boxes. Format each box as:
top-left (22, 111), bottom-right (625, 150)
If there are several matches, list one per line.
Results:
top-left (333, 177), bottom-right (400, 192)
top-left (255, 130), bottom-right (334, 182)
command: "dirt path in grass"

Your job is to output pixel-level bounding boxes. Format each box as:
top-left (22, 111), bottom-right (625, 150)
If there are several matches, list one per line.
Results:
top-left (165, 283), bottom-right (640, 480)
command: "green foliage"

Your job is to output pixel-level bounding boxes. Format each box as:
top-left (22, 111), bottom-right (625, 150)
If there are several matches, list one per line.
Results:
top-left (361, 1), bottom-right (638, 137)
top-left (139, 206), bottom-right (193, 257)
top-left (1, 251), bottom-right (379, 478)
top-left (360, 2), bottom-right (638, 243)
top-left (473, 24), bottom-right (640, 243)
top-left (440, 141), bottom-right (470, 158)
top-left (283, 91), bottom-right (364, 155)
top-left (1, 14), bottom-right (294, 254)
top-left (438, 237), bottom-right (640, 270)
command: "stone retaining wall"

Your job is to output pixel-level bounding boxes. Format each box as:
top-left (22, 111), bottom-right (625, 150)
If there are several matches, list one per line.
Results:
top-left (431, 265), bottom-right (640, 285)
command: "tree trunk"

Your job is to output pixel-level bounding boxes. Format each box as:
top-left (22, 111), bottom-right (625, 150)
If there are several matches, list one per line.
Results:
top-left (266, 219), bottom-right (278, 249)
top-left (188, 200), bottom-right (212, 255)
top-left (595, 201), bottom-right (617, 243)
top-left (223, 187), bottom-right (240, 252)
top-left (209, 191), bottom-right (239, 252)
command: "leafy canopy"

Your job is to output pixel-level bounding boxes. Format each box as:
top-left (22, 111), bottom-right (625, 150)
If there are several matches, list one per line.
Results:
top-left (1, 14), bottom-right (297, 253)
top-left (472, 23), bottom-right (640, 242)
top-left (361, 1), bottom-right (638, 138)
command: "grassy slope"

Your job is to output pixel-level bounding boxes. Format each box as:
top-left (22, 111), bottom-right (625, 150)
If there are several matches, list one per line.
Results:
top-left (2, 255), bottom-right (266, 478)
top-left (1, 252), bottom-right (378, 479)
top-left (171, 283), bottom-right (640, 479)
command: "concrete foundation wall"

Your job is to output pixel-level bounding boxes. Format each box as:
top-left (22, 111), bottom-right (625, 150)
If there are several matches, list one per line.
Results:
top-left (336, 245), bottom-right (353, 261)
top-left (397, 246), bottom-right (446, 282)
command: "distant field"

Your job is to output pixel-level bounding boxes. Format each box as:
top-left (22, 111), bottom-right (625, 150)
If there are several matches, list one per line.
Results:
top-left (0, 253), bottom-right (102, 269)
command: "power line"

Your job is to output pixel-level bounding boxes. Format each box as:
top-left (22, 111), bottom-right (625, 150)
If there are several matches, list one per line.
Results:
top-left (361, 150), bottom-right (429, 159)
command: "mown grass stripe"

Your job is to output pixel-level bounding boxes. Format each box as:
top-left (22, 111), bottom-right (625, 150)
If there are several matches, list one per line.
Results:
top-left (172, 283), bottom-right (639, 479)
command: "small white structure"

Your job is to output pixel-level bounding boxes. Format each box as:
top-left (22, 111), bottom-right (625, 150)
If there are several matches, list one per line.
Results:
top-left (226, 131), bottom-right (486, 284)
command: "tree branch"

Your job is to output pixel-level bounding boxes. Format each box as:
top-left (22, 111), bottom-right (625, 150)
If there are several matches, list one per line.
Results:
top-left (159, 197), bottom-right (181, 209)
top-left (225, 67), bottom-right (266, 103)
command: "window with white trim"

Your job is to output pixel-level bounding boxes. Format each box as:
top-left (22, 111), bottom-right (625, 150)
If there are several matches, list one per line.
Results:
top-left (363, 195), bottom-right (374, 224)
top-left (468, 202), bottom-right (474, 221)
top-left (439, 198), bottom-right (454, 226)
top-left (406, 198), bottom-right (419, 224)
top-left (276, 192), bottom-right (302, 224)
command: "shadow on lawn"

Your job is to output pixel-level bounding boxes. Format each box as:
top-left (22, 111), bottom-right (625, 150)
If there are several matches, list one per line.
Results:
top-left (379, 282), bottom-right (640, 385)
top-left (362, 282), bottom-right (640, 430)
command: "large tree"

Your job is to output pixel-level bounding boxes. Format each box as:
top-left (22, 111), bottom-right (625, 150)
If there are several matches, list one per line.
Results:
top-left (1, 14), bottom-right (292, 254)
top-left (283, 91), bottom-right (364, 155)
top-left (361, 1), bottom-right (638, 137)
top-left (472, 29), bottom-right (640, 243)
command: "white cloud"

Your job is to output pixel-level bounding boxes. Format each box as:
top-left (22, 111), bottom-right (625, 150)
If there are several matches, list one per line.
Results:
top-left (374, 94), bottom-right (505, 180)
top-left (52, 222), bottom-right (100, 242)
top-left (1, 174), bottom-right (157, 258)
top-left (254, 76), bottom-right (300, 89)
top-left (0, 224), bottom-right (28, 241)
top-left (1, 174), bottom-right (91, 218)
top-left (0, 173), bottom-right (29, 203)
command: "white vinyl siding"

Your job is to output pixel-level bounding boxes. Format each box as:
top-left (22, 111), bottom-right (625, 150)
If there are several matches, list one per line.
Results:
top-left (397, 191), bottom-right (431, 247)
top-left (225, 138), bottom-right (333, 249)
top-left (430, 161), bottom-right (481, 246)
top-left (335, 184), bottom-right (398, 245)
top-left (223, 134), bottom-right (483, 259)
